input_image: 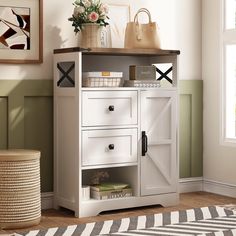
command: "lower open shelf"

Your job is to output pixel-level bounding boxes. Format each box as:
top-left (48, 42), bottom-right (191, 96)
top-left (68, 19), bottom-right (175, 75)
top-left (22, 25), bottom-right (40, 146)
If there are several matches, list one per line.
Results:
top-left (81, 166), bottom-right (139, 201)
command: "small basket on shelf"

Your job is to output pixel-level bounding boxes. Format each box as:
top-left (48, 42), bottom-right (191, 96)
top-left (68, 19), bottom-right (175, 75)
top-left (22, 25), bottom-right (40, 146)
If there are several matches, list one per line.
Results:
top-left (82, 71), bottom-right (123, 87)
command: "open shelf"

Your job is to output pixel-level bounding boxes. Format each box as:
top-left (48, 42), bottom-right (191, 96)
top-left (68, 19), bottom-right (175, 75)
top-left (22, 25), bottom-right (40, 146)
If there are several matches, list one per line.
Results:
top-left (82, 166), bottom-right (139, 200)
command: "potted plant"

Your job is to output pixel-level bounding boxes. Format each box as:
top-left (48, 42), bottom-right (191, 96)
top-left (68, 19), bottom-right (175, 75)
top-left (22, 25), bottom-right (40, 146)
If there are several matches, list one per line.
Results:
top-left (68, 0), bottom-right (109, 48)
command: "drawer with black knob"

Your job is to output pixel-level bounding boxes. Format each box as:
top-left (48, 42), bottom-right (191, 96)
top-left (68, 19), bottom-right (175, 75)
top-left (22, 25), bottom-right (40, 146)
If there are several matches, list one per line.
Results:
top-left (82, 91), bottom-right (138, 127)
top-left (82, 129), bottom-right (137, 166)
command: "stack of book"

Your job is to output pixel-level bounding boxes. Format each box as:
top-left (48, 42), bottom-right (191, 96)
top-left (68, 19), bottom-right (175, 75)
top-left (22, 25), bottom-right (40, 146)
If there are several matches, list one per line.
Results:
top-left (124, 80), bottom-right (161, 88)
top-left (124, 65), bottom-right (161, 88)
top-left (90, 182), bottom-right (132, 200)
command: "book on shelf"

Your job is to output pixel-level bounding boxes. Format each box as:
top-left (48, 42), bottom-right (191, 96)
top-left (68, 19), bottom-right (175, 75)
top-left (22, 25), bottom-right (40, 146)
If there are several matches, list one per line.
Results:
top-left (90, 182), bottom-right (130, 192)
top-left (91, 188), bottom-right (132, 200)
top-left (124, 80), bottom-right (161, 88)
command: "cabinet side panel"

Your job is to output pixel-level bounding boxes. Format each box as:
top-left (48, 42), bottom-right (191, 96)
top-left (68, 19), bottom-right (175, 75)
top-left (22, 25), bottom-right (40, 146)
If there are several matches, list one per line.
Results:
top-left (55, 96), bottom-right (76, 206)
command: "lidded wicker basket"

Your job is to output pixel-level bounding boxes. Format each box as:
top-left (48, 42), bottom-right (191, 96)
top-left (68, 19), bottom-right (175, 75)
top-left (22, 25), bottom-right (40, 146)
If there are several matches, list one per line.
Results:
top-left (0, 149), bottom-right (41, 229)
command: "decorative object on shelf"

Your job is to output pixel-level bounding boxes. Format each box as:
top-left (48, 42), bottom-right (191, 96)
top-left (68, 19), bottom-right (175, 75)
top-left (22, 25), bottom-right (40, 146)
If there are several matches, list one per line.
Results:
top-left (81, 185), bottom-right (90, 200)
top-left (107, 4), bottom-right (130, 48)
top-left (125, 65), bottom-right (161, 88)
top-left (124, 8), bottom-right (161, 49)
top-left (83, 71), bottom-right (123, 87)
top-left (100, 25), bottom-right (112, 48)
top-left (129, 65), bottom-right (156, 80)
top-left (68, 0), bottom-right (109, 48)
top-left (80, 23), bottom-right (102, 48)
top-left (0, 0), bottom-right (43, 64)
top-left (90, 171), bottom-right (109, 185)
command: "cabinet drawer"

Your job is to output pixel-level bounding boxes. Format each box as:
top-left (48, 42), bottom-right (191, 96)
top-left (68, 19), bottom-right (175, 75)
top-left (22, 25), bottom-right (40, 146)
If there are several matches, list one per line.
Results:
top-left (82, 91), bottom-right (137, 126)
top-left (82, 129), bottom-right (137, 166)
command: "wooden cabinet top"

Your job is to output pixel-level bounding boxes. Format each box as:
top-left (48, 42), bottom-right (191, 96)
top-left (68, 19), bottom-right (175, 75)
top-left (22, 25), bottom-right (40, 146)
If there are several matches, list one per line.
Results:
top-left (54, 47), bottom-right (180, 56)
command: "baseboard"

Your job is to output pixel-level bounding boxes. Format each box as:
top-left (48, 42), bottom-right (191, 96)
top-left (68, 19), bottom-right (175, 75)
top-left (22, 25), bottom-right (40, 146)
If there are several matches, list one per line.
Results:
top-left (179, 177), bottom-right (203, 193)
top-left (203, 179), bottom-right (236, 198)
top-left (41, 192), bottom-right (54, 210)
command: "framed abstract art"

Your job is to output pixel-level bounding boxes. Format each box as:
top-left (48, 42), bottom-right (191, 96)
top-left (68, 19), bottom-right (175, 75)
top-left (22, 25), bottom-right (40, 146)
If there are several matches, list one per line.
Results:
top-left (0, 0), bottom-right (43, 64)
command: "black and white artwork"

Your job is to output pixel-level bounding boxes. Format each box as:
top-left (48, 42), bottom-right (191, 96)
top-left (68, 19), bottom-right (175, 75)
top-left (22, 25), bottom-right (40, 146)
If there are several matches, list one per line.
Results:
top-left (0, 0), bottom-right (42, 64)
top-left (0, 6), bottom-right (30, 50)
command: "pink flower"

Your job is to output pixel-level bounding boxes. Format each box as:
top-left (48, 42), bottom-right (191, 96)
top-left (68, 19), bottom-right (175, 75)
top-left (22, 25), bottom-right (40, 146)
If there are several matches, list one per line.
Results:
top-left (88, 12), bottom-right (99, 22)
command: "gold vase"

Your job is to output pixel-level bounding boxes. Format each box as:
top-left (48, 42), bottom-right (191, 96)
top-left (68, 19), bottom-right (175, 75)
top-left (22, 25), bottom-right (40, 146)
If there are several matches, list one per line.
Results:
top-left (80, 23), bottom-right (101, 48)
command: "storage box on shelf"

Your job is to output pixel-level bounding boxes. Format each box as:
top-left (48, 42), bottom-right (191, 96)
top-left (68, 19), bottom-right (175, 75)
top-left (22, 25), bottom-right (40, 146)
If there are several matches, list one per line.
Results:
top-left (82, 71), bottom-right (123, 87)
top-left (53, 47), bottom-right (180, 217)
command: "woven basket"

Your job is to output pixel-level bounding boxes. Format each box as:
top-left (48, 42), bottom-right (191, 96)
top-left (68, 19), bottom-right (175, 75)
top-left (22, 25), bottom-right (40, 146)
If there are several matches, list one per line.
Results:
top-left (83, 77), bottom-right (123, 87)
top-left (80, 23), bottom-right (101, 48)
top-left (0, 150), bottom-right (41, 229)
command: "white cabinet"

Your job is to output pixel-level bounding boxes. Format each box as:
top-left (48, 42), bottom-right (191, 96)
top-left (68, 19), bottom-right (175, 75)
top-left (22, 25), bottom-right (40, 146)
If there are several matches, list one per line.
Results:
top-left (53, 48), bottom-right (179, 217)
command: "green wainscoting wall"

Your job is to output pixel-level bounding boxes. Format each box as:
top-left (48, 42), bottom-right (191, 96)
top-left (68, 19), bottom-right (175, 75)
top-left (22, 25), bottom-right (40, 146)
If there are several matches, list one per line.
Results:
top-left (0, 79), bottom-right (202, 192)
top-left (0, 80), bottom-right (53, 192)
top-left (179, 80), bottom-right (203, 178)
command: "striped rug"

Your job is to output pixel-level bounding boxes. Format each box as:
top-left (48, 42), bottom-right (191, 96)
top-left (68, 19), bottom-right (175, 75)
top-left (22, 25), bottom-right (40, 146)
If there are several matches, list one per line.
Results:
top-left (16, 205), bottom-right (236, 236)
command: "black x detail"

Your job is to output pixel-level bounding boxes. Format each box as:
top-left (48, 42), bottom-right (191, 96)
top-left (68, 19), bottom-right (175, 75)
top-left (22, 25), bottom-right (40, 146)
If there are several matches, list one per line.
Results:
top-left (57, 63), bottom-right (75, 87)
top-left (156, 66), bottom-right (173, 84)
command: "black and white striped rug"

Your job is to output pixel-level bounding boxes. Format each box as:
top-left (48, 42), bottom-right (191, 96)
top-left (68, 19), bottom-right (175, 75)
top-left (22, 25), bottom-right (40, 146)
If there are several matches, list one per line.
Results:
top-left (16, 205), bottom-right (236, 236)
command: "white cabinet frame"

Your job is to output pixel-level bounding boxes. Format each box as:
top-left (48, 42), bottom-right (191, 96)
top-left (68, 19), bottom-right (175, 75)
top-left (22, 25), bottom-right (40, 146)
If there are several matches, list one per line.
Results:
top-left (53, 48), bottom-right (179, 217)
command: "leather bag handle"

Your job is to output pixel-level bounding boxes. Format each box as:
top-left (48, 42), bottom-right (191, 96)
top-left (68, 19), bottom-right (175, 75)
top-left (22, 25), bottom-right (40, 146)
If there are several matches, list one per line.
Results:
top-left (133, 8), bottom-right (153, 41)
top-left (134, 8), bottom-right (152, 24)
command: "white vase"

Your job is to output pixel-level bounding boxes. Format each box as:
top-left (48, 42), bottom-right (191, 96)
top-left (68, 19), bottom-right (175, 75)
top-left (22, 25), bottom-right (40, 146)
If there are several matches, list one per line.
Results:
top-left (80, 23), bottom-right (102, 48)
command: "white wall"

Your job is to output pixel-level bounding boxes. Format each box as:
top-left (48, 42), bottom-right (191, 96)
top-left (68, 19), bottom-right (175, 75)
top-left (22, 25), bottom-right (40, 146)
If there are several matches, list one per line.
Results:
top-left (0, 0), bottom-right (202, 81)
top-left (176, 0), bottom-right (202, 80)
top-left (202, 0), bottom-right (236, 185)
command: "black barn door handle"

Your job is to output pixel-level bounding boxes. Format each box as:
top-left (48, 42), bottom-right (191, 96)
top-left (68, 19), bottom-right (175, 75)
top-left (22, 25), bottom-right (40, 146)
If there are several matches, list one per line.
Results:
top-left (142, 131), bottom-right (148, 156)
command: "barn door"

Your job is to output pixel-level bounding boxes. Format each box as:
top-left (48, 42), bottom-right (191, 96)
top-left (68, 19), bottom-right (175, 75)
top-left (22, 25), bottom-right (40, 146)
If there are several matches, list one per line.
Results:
top-left (140, 90), bottom-right (178, 196)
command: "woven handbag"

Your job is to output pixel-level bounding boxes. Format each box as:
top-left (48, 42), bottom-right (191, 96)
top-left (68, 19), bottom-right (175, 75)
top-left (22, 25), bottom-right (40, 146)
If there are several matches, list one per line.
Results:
top-left (124, 8), bottom-right (161, 49)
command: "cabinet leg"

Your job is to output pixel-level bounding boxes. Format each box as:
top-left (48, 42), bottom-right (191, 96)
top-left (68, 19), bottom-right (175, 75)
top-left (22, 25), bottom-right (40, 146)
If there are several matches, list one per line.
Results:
top-left (74, 210), bottom-right (80, 218)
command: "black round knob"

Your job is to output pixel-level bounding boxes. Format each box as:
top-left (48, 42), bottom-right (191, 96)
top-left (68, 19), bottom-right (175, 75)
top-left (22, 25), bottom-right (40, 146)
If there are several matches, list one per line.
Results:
top-left (108, 144), bottom-right (115, 150)
top-left (108, 105), bottom-right (114, 111)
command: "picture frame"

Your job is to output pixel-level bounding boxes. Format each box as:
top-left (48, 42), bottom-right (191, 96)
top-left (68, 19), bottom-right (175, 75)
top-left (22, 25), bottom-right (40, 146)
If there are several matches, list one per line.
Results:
top-left (108, 4), bottom-right (130, 48)
top-left (0, 0), bottom-right (43, 64)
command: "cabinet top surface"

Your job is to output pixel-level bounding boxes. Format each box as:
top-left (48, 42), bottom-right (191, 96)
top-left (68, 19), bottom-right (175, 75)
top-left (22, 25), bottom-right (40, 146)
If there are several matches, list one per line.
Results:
top-left (53, 47), bottom-right (180, 56)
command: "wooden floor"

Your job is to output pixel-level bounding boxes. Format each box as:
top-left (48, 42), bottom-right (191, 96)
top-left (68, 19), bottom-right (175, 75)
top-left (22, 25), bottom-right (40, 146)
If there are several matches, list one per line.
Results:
top-left (1, 192), bottom-right (236, 235)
